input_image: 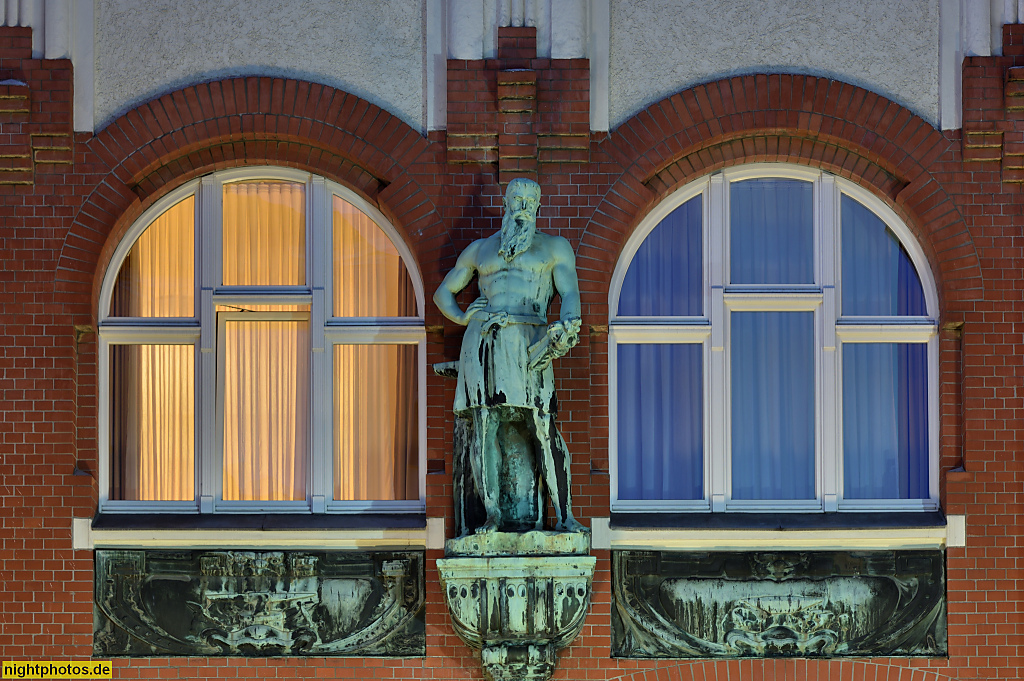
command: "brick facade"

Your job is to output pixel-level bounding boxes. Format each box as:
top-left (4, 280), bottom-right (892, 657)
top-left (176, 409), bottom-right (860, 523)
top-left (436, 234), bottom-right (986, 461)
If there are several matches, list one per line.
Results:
top-left (1, 22), bottom-right (1021, 681)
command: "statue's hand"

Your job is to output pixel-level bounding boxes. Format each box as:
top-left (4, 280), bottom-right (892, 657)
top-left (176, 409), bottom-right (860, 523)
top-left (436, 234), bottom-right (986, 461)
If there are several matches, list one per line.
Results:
top-left (527, 318), bottom-right (582, 371)
top-left (546, 318), bottom-right (581, 354)
top-left (550, 317), bottom-right (582, 349)
top-left (459, 297), bottom-right (489, 326)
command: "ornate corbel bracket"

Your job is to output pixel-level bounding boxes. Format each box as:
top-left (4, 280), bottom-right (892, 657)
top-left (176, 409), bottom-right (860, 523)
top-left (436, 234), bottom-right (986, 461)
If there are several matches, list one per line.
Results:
top-left (438, 532), bottom-right (595, 681)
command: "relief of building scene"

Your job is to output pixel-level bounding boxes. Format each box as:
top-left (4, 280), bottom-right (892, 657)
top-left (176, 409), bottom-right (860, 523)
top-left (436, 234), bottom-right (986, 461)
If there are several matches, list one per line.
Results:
top-left (94, 550), bottom-right (424, 657)
top-left (613, 550), bottom-right (945, 659)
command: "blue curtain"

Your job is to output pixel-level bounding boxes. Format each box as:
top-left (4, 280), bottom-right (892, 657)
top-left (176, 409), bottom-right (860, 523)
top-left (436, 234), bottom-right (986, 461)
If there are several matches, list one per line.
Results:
top-left (731, 312), bottom-right (815, 500)
top-left (843, 343), bottom-right (929, 499)
top-left (730, 179), bottom-right (814, 284)
top-left (618, 196), bottom-right (702, 316)
top-left (617, 343), bottom-right (703, 500)
top-left (841, 196), bottom-right (926, 315)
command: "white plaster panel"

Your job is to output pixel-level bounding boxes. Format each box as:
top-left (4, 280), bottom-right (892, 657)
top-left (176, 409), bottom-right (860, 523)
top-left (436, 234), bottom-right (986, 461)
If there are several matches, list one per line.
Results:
top-left (551, 0), bottom-right (587, 59)
top-left (449, 1), bottom-right (485, 59)
top-left (94, 0), bottom-right (424, 132)
top-left (609, 0), bottom-right (940, 129)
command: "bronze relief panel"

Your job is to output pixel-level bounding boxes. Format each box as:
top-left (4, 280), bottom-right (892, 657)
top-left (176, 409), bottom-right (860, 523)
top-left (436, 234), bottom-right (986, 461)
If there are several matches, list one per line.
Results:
top-left (612, 550), bottom-right (945, 658)
top-left (94, 550), bottom-right (425, 657)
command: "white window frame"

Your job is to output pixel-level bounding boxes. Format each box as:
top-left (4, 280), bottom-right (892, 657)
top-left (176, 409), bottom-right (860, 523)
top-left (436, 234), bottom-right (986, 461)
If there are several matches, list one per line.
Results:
top-left (609, 164), bottom-right (939, 514)
top-left (97, 167), bottom-right (427, 514)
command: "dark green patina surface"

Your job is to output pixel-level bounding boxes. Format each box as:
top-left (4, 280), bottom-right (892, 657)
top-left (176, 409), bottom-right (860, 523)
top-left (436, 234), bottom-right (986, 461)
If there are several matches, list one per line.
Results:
top-left (94, 550), bottom-right (424, 657)
top-left (612, 550), bottom-right (946, 659)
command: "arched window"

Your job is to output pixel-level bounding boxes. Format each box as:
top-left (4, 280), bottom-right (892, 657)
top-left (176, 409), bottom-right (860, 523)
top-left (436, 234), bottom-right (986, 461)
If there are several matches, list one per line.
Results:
top-left (610, 165), bottom-right (938, 513)
top-left (98, 168), bottom-right (425, 514)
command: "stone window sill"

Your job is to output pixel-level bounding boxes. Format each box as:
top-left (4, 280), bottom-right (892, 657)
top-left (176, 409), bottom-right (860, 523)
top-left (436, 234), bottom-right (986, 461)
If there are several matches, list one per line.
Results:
top-left (74, 514), bottom-right (445, 550)
top-left (594, 512), bottom-right (965, 551)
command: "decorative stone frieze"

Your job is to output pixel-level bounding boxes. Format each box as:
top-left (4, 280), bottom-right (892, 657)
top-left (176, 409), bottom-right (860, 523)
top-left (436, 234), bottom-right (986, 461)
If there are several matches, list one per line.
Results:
top-left (93, 550), bottom-right (425, 657)
top-left (612, 550), bottom-right (946, 659)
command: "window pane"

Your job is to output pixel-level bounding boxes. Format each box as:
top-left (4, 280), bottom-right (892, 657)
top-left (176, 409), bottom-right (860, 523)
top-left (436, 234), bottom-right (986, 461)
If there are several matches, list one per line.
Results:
top-left (110, 344), bottom-right (194, 501)
top-left (222, 319), bottom-right (309, 501)
top-left (333, 196), bottom-right (416, 317)
top-left (617, 344), bottom-right (703, 500)
top-left (223, 181), bottom-right (306, 286)
top-left (730, 179), bottom-right (813, 284)
top-left (334, 344), bottom-right (419, 501)
top-left (110, 196), bottom-right (194, 317)
top-left (731, 312), bottom-right (815, 500)
top-left (843, 343), bottom-right (928, 499)
top-left (618, 196), bottom-right (702, 316)
top-left (841, 195), bottom-right (927, 315)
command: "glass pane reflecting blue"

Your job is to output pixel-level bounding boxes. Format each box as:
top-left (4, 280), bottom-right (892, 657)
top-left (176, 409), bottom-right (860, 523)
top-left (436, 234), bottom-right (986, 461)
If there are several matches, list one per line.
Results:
top-left (843, 343), bottom-right (928, 499)
top-left (617, 343), bottom-right (703, 500)
top-left (731, 312), bottom-right (815, 500)
top-left (618, 196), bottom-right (702, 316)
top-left (842, 196), bottom-right (926, 316)
top-left (730, 179), bottom-right (813, 284)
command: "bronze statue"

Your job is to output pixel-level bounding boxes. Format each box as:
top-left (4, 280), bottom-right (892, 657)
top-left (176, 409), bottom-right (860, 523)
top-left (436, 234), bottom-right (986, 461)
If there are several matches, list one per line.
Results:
top-left (434, 178), bottom-right (585, 535)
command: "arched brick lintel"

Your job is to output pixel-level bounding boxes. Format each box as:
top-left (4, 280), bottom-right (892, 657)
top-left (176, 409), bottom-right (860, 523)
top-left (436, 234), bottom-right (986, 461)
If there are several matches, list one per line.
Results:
top-left (55, 77), bottom-right (450, 320)
top-left (611, 660), bottom-right (956, 681)
top-left (580, 74), bottom-right (983, 318)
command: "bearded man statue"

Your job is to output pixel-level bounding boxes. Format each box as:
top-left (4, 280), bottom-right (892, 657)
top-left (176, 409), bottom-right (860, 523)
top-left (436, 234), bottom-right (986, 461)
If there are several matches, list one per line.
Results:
top-left (434, 178), bottom-right (585, 535)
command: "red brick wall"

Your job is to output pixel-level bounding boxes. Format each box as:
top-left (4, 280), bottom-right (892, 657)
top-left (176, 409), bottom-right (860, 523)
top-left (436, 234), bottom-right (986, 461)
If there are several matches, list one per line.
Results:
top-left (1, 20), bottom-right (1022, 680)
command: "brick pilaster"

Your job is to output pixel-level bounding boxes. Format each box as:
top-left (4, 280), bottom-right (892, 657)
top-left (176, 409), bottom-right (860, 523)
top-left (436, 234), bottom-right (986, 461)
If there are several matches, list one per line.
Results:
top-left (446, 25), bottom-right (589, 186)
top-left (958, 23), bottom-right (1024, 182)
top-left (0, 26), bottom-right (73, 187)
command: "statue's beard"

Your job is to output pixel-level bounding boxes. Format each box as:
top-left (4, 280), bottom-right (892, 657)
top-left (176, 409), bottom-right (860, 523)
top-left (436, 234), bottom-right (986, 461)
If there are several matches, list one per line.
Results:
top-left (499, 211), bottom-right (536, 262)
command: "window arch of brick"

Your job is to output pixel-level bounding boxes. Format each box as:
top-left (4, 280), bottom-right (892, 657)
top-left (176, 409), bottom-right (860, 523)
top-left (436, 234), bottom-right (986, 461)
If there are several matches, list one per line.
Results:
top-left (53, 78), bottom-right (450, 321)
top-left (579, 75), bottom-right (983, 321)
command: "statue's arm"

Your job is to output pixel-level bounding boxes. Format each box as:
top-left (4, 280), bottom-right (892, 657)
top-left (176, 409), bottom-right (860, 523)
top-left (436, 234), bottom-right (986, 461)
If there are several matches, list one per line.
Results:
top-left (526, 236), bottom-right (582, 371)
top-left (551, 237), bottom-right (582, 322)
top-left (433, 242), bottom-right (486, 326)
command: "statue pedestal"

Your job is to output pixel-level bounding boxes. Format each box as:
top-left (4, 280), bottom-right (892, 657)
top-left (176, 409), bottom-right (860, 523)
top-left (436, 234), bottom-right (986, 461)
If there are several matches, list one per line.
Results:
top-left (444, 529), bottom-right (591, 557)
top-left (437, 531), bottom-right (595, 681)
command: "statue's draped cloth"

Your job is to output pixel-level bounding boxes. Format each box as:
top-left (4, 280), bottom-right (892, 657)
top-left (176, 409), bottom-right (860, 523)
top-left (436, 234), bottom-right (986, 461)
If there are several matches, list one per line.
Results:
top-left (455, 313), bottom-right (557, 415)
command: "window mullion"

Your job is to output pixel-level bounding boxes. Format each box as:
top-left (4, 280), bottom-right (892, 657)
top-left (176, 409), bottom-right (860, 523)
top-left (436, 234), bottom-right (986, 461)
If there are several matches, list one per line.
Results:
top-left (310, 177), bottom-right (329, 290)
top-left (609, 330), bottom-right (620, 508)
top-left (311, 288), bottom-right (327, 512)
top-left (198, 176), bottom-right (220, 513)
top-left (709, 173), bottom-right (727, 511)
top-left (97, 334), bottom-right (112, 510)
top-left (819, 174), bottom-right (839, 511)
top-left (310, 177), bottom-right (329, 511)
top-left (928, 337), bottom-right (940, 503)
top-left (417, 339), bottom-right (427, 504)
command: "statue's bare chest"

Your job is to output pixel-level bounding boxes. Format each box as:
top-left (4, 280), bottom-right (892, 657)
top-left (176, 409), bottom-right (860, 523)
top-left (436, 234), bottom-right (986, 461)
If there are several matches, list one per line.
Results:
top-left (475, 245), bottom-right (555, 308)
top-left (476, 240), bottom-right (552, 279)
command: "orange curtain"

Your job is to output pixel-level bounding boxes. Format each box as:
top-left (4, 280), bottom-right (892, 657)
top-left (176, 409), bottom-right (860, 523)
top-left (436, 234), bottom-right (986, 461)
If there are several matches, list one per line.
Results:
top-left (111, 196), bottom-right (194, 317)
top-left (332, 196), bottom-right (419, 501)
top-left (334, 344), bottom-right (418, 500)
top-left (223, 181), bottom-right (305, 286)
top-left (110, 344), bottom-right (194, 501)
top-left (109, 197), bottom-right (195, 501)
top-left (333, 196), bottom-right (415, 316)
top-left (222, 319), bottom-right (309, 501)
